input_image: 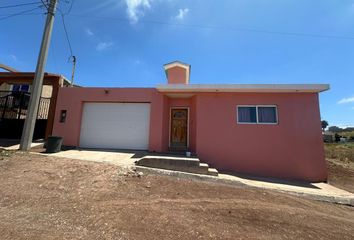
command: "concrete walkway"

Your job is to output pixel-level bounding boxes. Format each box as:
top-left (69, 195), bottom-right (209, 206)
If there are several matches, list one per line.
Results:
top-left (48, 149), bottom-right (142, 167)
top-left (0, 139), bottom-right (44, 150)
top-left (27, 148), bottom-right (354, 206)
top-left (137, 166), bottom-right (354, 206)
top-left (219, 172), bottom-right (354, 205)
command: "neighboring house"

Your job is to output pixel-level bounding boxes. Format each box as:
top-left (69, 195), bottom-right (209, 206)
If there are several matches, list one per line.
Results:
top-left (52, 61), bottom-right (329, 182)
top-left (0, 72), bottom-right (71, 139)
top-left (0, 79), bottom-right (63, 98)
top-left (0, 63), bottom-right (68, 98)
top-left (0, 82), bottom-right (11, 92)
top-left (0, 64), bottom-right (18, 94)
top-left (1, 80), bottom-right (57, 98)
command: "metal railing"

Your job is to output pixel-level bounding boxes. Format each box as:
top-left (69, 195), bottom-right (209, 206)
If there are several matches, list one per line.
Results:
top-left (0, 91), bottom-right (51, 120)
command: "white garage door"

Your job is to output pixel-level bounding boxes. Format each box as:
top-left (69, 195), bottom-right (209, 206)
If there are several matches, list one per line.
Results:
top-left (79, 103), bottom-right (150, 150)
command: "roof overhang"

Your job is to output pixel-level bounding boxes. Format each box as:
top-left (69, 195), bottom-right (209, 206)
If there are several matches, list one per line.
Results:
top-left (156, 84), bottom-right (330, 93)
top-left (0, 72), bottom-right (70, 86)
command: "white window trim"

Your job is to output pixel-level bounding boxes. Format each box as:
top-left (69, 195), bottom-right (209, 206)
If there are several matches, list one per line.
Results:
top-left (237, 105), bottom-right (278, 125)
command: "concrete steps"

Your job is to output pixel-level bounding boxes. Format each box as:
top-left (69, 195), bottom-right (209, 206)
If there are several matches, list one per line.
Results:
top-left (207, 168), bottom-right (219, 176)
top-left (136, 155), bottom-right (218, 176)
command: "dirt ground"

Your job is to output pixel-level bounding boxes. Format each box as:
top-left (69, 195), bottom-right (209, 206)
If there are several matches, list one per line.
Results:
top-left (325, 143), bottom-right (354, 193)
top-left (326, 158), bottom-right (354, 193)
top-left (0, 151), bottom-right (353, 240)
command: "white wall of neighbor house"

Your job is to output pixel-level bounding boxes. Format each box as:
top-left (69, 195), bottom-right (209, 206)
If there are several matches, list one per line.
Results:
top-left (26, 85), bottom-right (53, 98)
top-left (41, 85), bottom-right (52, 98)
top-left (0, 83), bottom-right (11, 91)
top-left (0, 83), bottom-right (11, 97)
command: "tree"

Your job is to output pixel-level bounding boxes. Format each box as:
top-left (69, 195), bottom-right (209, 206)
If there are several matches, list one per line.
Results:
top-left (328, 126), bottom-right (342, 133)
top-left (321, 120), bottom-right (329, 131)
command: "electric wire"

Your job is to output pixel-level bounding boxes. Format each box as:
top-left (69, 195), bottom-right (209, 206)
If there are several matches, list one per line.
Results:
top-left (69, 14), bottom-right (354, 41)
top-left (1, 2), bottom-right (353, 41)
top-left (0, 6), bottom-right (42, 21)
top-left (60, 12), bottom-right (73, 57)
top-left (40, 0), bottom-right (48, 9)
top-left (0, 2), bottom-right (41, 9)
top-left (58, 4), bottom-right (77, 85)
top-left (62, 0), bottom-right (74, 15)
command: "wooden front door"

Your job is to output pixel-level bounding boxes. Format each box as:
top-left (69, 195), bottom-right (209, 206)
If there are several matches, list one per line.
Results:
top-left (170, 108), bottom-right (188, 148)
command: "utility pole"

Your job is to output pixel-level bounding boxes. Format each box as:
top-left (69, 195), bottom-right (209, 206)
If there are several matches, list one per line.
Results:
top-left (70, 55), bottom-right (76, 86)
top-left (20, 0), bottom-right (58, 151)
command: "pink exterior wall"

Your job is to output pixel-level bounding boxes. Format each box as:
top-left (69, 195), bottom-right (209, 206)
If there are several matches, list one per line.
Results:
top-left (53, 87), bottom-right (326, 182)
top-left (194, 92), bottom-right (326, 182)
top-left (166, 67), bottom-right (187, 84)
top-left (52, 87), bottom-right (166, 152)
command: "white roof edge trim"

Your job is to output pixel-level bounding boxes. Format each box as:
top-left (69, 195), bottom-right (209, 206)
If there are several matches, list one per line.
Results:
top-left (156, 84), bottom-right (330, 93)
top-left (163, 62), bottom-right (190, 70)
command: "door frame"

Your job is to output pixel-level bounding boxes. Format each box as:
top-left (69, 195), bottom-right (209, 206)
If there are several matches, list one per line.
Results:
top-left (169, 107), bottom-right (189, 149)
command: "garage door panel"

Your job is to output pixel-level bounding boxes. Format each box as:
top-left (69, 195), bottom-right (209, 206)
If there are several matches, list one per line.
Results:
top-left (79, 103), bottom-right (150, 150)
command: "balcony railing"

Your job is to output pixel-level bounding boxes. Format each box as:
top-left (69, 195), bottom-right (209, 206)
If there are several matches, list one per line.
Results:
top-left (0, 91), bottom-right (51, 120)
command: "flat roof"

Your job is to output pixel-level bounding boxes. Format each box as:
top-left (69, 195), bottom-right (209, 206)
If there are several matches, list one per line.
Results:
top-left (156, 84), bottom-right (329, 93)
top-left (0, 72), bottom-right (70, 85)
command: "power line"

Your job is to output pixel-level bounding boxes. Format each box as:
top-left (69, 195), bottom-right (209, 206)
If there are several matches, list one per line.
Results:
top-left (40, 0), bottom-right (48, 8)
top-left (0, 12), bottom-right (43, 16)
top-left (60, 12), bottom-right (73, 56)
top-left (0, 6), bottom-right (42, 21)
top-left (69, 14), bottom-right (354, 41)
top-left (54, 0), bottom-right (75, 15)
top-left (64, 0), bottom-right (75, 15)
top-left (57, 0), bottom-right (75, 55)
top-left (59, 9), bottom-right (76, 85)
top-left (0, 2), bottom-right (41, 9)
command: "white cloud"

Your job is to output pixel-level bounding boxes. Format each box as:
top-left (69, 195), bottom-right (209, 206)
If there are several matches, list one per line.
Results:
top-left (333, 123), bottom-right (354, 128)
top-left (85, 28), bottom-right (94, 36)
top-left (175, 8), bottom-right (189, 20)
top-left (350, 3), bottom-right (354, 12)
top-left (125, 0), bottom-right (151, 23)
top-left (96, 41), bottom-right (114, 51)
top-left (338, 96), bottom-right (354, 104)
top-left (9, 54), bottom-right (17, 62)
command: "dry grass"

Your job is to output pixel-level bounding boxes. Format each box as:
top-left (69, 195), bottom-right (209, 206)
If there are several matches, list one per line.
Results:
top-left (324, 143), bottom-right (354, 193)
top-left (340, 131), bottom-right (354, 139)
top-left (0, 149), bottom-right (13, 159)
top-left (324, 143), bottom-right (354, 164)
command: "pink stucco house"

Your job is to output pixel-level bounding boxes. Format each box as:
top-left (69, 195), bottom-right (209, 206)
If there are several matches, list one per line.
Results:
top-left (53, 61), bottom-right (329, 182)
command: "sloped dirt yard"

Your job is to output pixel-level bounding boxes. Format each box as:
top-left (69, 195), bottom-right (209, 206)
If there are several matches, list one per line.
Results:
top-left (0, 151), bottom-right (353, 240)
top-left (325, 143), bottom-right (354, 193)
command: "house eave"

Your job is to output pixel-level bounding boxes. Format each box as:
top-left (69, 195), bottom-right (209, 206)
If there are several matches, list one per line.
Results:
top-left (156, 84), bottom-right (330, 93)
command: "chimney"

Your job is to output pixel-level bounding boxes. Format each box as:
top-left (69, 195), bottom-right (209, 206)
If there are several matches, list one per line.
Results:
top-left (163, 61), bottom-right (191, 84)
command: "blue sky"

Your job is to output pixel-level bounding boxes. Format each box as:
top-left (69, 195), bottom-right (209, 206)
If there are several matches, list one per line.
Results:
top-left (1, 0), bottom-right (354, 127)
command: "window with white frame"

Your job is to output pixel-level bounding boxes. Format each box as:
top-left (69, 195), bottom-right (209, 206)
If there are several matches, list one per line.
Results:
top-left (237, 105), bottom-right (278, 124)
